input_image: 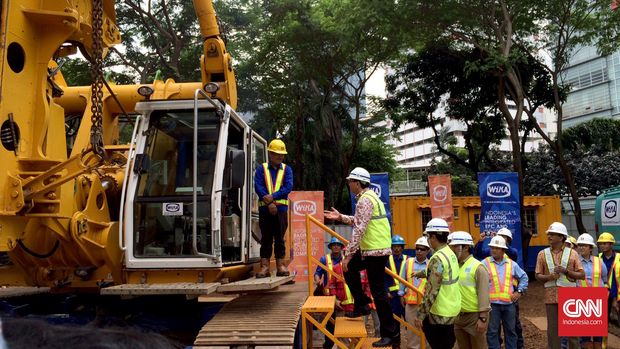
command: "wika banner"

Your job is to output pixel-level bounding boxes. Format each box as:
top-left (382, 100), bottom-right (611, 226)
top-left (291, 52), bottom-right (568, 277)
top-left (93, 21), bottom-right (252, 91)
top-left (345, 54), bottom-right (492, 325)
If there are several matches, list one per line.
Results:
top-left (288, 191), bottom-right (324, 282)
top-left (428, 175), bottom-right (453, 231)
top-left (478, 172), bottom-right (523, 267)
top-left (350, 172), bottom-right (392, 226)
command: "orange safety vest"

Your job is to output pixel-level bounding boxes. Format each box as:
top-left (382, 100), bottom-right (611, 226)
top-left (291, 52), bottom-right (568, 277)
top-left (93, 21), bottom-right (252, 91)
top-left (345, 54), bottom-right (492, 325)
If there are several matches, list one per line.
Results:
top-left (326, 254), bottom-right (354, 305)
top-left (403, 257), bottom-right (427, 305)
top-left (388, 255), bottom-right (408, 292)
top-left (484, 256), bottom-right (514, 303)
top-left (259, 163), bottom-right (288, 206)
top-left (579, 256), bottom-right (603, 288)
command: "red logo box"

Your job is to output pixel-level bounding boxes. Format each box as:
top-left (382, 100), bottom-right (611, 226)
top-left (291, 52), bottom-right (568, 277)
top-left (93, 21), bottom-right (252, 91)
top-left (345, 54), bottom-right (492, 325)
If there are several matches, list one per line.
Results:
top-left (558, 287), bottom-right (608, 337)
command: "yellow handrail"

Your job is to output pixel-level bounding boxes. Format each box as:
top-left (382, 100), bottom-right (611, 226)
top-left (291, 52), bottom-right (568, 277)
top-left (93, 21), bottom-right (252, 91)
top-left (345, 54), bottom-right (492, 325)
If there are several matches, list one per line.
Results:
top-left (305, 213), bottom-right (426, 349)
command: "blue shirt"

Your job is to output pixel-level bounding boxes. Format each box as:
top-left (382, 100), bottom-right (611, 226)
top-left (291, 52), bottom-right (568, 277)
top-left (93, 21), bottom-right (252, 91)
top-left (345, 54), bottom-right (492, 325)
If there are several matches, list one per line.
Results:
top-left (397, 257), bottom-right (428, 296)
top-left (578, 255), bottom-right (608, 287)
top-left (601, 252), bottom-right (617, 298)
top-left (254, 162), bottom-right (293, 213)
top-left (485, 256), bottom-right (529, 305)
top-left (314, 254), bottom-right (342, 287)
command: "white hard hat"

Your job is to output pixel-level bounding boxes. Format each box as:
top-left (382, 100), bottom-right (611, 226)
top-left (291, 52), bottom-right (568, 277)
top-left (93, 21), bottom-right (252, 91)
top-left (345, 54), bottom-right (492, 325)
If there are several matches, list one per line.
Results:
top-left (346, 167), bottom-right (371, 184)
top-left (546, 222), bottom-right (568, 237)
top-left (497, 227), bottom-right (513, 240)
top-left (488, 235), bottom-right (508, 249)
top-left (447, 233), bottom-right (454, 243)
top-left (425, 218), bottom-right (450, 234)
top-left (577, 234), bottom-right (596, 247)
top-left (449, 231), bottom-right (474, 246)
top-left (415, 237), bottom-right (430, 249)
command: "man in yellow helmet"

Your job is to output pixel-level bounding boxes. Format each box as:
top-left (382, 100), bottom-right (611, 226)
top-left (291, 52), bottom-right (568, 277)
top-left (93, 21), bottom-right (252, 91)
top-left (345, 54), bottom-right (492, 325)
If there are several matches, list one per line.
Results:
top-left (254, 139), bottom-right (293, 278)
top-left (597, 232), bottom-right (620, 326)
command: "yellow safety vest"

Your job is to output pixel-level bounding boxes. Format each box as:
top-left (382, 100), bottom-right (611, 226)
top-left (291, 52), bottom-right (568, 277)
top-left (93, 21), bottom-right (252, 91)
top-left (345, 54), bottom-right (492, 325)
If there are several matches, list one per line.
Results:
top-left (359, 190), bottom-right (391, 251)
top-left (326, 254), bottom-right (353, 305)
top-left (543, 247), bottom-right (575, 288)
top-left (579, 256), bottom-right (603, 288)
top-left (404, 257), bottom-right (427, 305)
top-left (259, 163), bottom-right (288, 206)
top-left (599, 252), bottom-right (620, 289)
top-left (459, 255), bottom-right (483, 312)
top-left (388, 255), bottom-right (408, 292)
top-left (429, 245), bottom-right (461, 317)
top-left (484, 256), bottom-right (513, 303)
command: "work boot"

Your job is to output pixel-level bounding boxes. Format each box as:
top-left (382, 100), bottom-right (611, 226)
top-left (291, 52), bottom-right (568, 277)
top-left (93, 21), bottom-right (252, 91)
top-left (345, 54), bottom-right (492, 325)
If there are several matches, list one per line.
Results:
top-left (256, 258), bottom-right (270, 278)
top-left (344, 304), bottom-right (371, 318)
top-left (276, 259), bottom-right (290, 277)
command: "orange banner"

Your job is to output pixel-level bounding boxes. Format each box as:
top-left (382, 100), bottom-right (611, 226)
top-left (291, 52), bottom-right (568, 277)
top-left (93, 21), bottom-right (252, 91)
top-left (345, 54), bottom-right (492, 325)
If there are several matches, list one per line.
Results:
top-left (288, 191), bottom-right (324, 282)
top-left (428, 175), bottom-right (453, 230)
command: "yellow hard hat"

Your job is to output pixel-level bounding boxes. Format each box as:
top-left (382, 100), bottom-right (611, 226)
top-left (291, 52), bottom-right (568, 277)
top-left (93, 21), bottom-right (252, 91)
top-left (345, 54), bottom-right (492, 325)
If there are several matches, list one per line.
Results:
top-left (598, 232), bottom-right (615, 244)
top-left (267, 139), bottom-right (287, 154)
top-left (568, 236), bottom-right (577, 246)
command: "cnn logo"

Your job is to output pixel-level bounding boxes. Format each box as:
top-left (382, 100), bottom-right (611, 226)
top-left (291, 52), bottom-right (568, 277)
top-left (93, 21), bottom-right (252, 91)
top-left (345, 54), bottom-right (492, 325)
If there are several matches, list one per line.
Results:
top-left (558, 288), bottom-right (607, 337)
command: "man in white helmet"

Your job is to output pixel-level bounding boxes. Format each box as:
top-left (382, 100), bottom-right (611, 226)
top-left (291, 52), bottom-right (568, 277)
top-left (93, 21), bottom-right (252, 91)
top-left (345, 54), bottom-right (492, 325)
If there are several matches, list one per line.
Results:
top-left (452, 231), bottom-right (490, 349)
top-left (535, 222), bottom-right (584, 349)
top-left (324, 167), bottom-right (399, 347)
top-left (575, 233), bottom-right (606, 349)
top-left (412, 218), bottom-right (461, 349)
top-left (398, 237), bottom-right (431, 349)
top-left (482, 235), bottom-right (528, 349)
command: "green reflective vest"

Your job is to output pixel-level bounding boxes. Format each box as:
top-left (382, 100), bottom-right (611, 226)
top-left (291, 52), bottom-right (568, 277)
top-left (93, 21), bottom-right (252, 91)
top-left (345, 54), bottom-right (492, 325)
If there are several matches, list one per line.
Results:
top-left (459, 255), bottom-right (482, 313)
top-left (429, 245), bottom-right (461, 317)
top-left (359, 190), bottom-right (391, 252)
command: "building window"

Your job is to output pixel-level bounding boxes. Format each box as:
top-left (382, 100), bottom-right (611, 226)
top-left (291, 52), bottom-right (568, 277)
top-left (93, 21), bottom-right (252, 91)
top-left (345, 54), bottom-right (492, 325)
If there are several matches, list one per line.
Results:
top-left (421, 208), bottom-right (432, 232)
top-left (524, 208), bottom-right (538, 237)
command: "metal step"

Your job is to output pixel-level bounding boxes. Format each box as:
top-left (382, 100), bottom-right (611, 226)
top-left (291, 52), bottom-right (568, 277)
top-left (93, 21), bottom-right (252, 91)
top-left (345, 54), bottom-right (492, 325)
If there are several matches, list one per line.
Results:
top-left (0, 286), bottom-right (50, 298)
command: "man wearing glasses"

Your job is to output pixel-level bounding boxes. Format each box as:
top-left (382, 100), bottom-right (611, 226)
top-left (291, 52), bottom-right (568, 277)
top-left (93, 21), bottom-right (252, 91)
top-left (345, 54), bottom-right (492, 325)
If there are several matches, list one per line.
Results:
top-left (399, 237), bottom-right (431, 349)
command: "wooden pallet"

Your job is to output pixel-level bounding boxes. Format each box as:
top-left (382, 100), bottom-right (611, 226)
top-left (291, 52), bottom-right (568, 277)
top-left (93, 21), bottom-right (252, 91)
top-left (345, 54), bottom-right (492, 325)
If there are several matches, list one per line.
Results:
top-left (0, 286), bottom-right (50, 298)
top-left (216, 275), bottom-right (294, 293)
top-left (194, 285), bottom-right (306, 347)
top-left (100, 282), bottom-right (220, 295)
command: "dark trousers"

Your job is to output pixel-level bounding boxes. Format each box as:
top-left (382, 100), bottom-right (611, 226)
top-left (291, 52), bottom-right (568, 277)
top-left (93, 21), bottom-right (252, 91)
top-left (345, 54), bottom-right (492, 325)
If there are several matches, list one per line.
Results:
top-left (258, 210), bottom-right (288, 259)
top-left (344, 251), bottom-right (398, 339)
top-left (422, 317), bottom-right (455, 349)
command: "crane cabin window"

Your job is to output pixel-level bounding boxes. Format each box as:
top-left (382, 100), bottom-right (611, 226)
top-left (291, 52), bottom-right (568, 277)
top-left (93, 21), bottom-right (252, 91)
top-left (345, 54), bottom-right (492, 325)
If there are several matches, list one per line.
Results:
top-left (133, 109), bottom-right (219, 258)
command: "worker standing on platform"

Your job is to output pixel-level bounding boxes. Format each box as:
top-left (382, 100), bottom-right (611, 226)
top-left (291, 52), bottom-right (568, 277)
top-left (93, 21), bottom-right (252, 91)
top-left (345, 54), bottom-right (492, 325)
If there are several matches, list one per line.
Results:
top-left (399, 237), bottom-right (430, 349)
top-left (412, 218), bottom-right (461, 349)
top-left (254, 139), bottom-right (293, 278)
top-left (535, 222), bottom-right (584, 349)
top-left (483, 236), bottom-right (528, 349)
top-left (324, 167), bottom-right (399, 348)
top-left (386, 235), bottom-right (408, 319)
top-left (452, 231), bottom-right (490, 349)
top-left (576, 233), bottom-right (607, 349)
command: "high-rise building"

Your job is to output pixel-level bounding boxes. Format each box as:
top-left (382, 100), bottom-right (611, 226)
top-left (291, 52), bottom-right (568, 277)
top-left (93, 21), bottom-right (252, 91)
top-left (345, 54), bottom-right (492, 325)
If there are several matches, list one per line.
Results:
top-left (561, 46), bottom-right (620, 127)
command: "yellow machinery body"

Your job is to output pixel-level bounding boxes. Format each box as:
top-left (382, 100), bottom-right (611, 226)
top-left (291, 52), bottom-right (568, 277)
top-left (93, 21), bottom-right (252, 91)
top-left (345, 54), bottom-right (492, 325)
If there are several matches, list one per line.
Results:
top-left (0, 0), bottom-right (257, 290)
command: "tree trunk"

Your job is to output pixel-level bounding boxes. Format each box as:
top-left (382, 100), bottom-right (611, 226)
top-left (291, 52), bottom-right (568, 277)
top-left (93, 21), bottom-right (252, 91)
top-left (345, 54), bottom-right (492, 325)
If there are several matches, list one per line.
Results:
top-left (554, 142), bottom-right (587, 234)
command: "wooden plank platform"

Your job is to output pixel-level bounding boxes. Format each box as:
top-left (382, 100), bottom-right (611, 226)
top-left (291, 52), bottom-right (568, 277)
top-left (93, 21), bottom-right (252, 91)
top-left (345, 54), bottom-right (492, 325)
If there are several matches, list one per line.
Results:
top-left (0, 286), bottom-right (50, 298)
top-left (216, 275), bottom-right (294, 293)
top-left (194, 285), bottom-right (306, 347)
top-left (100, 282), bottom-right (220, 296)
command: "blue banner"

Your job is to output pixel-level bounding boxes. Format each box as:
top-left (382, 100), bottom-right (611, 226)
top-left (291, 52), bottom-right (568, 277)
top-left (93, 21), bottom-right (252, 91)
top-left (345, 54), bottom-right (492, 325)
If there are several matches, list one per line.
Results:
top-left (351, 172), bottom-right (392, 228)
top-left (478, 172), bottom-right (522, 267)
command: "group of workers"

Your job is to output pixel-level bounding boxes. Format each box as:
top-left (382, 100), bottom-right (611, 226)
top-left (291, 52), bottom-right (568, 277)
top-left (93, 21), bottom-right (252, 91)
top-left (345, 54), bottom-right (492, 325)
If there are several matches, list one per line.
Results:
top-left (255, 139), bottom-right (619, 349)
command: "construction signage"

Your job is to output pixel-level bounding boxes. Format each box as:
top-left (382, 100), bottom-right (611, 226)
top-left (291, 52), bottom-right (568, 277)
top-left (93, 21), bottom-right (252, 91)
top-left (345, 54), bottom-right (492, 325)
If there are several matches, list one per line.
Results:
top-left (288, 191), bottom-right (324, 282)
top-left (478, 172), bottom-right (523, 267)
top-left (428, 174), bottom-right (453, 231)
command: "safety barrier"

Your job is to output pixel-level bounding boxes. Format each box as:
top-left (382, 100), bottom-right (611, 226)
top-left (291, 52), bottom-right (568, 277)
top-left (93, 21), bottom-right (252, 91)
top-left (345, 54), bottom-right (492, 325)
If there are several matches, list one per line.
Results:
top-left (303, 214), bottom-right (426, 349)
